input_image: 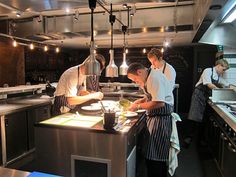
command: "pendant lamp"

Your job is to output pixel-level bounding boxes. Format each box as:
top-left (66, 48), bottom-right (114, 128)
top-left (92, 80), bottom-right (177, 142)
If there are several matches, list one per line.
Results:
top-left (84, 0), bottom-right (100, 76)
top-left (106, 3), bottom-right (118, 77)
top-left (119, 25), bottom-right (129, 75)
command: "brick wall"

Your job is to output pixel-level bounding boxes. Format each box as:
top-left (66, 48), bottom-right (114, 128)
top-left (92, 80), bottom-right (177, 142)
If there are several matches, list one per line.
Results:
top-left (0, 37), bottom-right (25, 86)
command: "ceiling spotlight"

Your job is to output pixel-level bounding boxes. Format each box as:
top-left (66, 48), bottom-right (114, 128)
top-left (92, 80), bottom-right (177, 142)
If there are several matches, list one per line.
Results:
top-left (55, 47), bottom-right (60, 53)
top-left (163, 41), bottom-right (169, 47)
top-left (93, 30), bottom-right (98, 37)
top-left (44, 45), bottom-right (48, 52)
top-left (37, 14), bottom-right (43, 22)
top-left (130, 5), bottom-right (136, 16)
top-left (66, 8), bottom-right (70, 13)
top-left (16, 12), bottom-right (21, 17)
top-left (29, 43), bottom-right (34, 50)
top-left (125, 48), bottom-right (129, 54)
top-left (12, 40), bottom-right (18, 47)
top-left (161, 47), bottom-right (164, 53)
top-left (142, 48), bottom-right (146, 54)
top-left (160, 26), bottom-right (165, 32)
top-left (74, 10), bottom-right (79, 20)
top-left (143, 27), bottom-right (147, 33)
top-left (123, 3), bottom-right (128, 8)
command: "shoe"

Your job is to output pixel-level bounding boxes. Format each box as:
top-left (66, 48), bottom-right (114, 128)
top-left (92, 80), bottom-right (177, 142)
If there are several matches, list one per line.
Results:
top-left (182, 137), bottom-right (192, 148)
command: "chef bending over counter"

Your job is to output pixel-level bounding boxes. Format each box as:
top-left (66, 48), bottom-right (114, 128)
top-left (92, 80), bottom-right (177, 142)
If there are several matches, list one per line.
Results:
top-left (52, 54), bottom-right (105, 116)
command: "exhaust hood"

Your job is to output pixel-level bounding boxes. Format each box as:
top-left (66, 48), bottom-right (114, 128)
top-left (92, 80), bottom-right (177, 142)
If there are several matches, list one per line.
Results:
top-left (199, 0), bottom-right (236, 47)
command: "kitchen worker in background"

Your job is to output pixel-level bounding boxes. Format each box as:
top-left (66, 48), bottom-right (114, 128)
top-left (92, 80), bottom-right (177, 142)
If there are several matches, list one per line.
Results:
top-left (52, 54), bottom-right (105, 116)
top-left (127, 63), bottom-right (174, 177)
top-left (184, 58), bottom-right (230, 147)
top-left (147, 48), bottom-right (176, 90)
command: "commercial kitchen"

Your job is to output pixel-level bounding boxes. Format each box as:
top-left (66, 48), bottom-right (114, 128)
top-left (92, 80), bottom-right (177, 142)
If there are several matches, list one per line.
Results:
top-left (0, 0), bottom-right (236, 177)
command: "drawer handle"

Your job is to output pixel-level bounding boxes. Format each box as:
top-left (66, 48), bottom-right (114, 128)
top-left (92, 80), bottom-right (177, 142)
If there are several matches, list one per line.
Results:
top-left (213, 122), bottom-right (218, 127)
top-left (220, 133), bottom-right (227, 140)
top-left (4, 117), bottom-right (8, 127)
top-left (228, 143), bottom-right (236, 153)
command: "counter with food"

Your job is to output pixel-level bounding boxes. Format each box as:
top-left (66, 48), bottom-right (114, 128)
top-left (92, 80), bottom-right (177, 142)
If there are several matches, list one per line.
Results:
top-left (34, 99), bottom-right (146, 177)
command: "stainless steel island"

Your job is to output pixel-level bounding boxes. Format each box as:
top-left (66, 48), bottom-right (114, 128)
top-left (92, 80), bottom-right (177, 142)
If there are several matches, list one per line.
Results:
top-left (35, 112), bottom-right (145, 177)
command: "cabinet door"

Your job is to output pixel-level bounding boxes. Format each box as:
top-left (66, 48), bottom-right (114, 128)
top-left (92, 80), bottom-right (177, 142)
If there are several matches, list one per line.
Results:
top-left (5, 111), bottom-right (28, 161)
top-left (27, 104), bottom-right (51, 149)
top-left (206, 115), bottom-right (221, 162)
top-left (222, 141), bottom-right (236, 177)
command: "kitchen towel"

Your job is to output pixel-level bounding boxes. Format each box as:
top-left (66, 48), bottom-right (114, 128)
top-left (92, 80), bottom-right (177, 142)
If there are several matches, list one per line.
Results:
top-left (168, 112), bottom-right (181, 176)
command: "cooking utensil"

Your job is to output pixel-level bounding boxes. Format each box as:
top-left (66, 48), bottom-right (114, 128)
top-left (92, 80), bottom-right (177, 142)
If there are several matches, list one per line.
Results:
top-left (99, 101), bottom-right (106, 113)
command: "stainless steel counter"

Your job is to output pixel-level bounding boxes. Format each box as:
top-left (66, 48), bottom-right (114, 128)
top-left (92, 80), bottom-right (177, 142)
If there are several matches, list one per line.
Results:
top-left (0, 96), bottom-right (52, 115)
top-left (35, 112), bottom-right (145, 177)
top-left (0, 167), bottom-right (30, 177)
top-left (208, 100), bottom-right (236, 132)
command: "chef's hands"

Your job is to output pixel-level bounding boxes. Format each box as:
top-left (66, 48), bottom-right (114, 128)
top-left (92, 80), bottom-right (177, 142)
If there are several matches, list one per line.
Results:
top-left (128, 103), bottom-right (139, 112)
top-left (79, 90), bottom-right (90, 96)
top-left (91, 91), bottom-right (104, 100)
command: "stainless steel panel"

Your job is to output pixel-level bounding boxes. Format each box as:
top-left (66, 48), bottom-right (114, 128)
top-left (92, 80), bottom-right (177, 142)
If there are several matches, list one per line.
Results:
top-left (126, 146), bottom-right (136, 177)
top-left (27, 104), bottom-right (51, 150)
top-left (212, 89), bottom-right (236, 102)
top-left (1, 115), bottom-right (6, 166)
top-left (0, 167), bottom-right (30, 177)
top-left (35, 126), bottom-right (136, 177)
top-left (71, 155), bottom-right (111, 177)
top-left (5, 111), bottom-right (28, 162)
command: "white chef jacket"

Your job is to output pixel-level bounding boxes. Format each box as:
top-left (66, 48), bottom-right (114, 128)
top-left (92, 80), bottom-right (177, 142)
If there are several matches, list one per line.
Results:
top-left (54, 65), bottom-right (86, 97)
top-left (146, 69), bottom-right (174, 105)
top-left (151, 62), bottom-right (176, 90)
top-left (195, 67), bottom-right (229, 87)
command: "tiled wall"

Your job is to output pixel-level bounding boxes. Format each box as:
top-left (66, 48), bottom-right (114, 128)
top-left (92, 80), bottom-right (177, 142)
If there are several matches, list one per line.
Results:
top-left (223, 47), bottom-right (236, 86)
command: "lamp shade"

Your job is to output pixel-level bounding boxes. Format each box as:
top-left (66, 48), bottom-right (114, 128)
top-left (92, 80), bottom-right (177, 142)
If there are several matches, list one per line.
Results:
top-left (106, 49), bottom-right (118, 77)
top-left (119, 52), bottom-right (128, 75)
top-left (84, 41), bottom-right (100, 75)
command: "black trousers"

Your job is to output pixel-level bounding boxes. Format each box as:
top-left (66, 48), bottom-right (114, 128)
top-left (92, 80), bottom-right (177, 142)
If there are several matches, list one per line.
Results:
top-left (146, 159), bottom-right (167, 177)
top-left (184, 119), bottom-right (206, 143)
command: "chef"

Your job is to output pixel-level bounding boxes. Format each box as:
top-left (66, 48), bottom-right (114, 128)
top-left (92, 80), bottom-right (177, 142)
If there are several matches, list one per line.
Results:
top-left (147, 48), bottom-right (176, 90)
top-left (184, 58), bottom-right (229, 147)
top-left (127, 63), bottom-right (174, 177)
top-left (52, 54), bottom-right (105, 116)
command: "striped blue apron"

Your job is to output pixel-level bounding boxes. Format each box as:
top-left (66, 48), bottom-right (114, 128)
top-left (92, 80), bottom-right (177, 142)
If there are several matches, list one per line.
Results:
top-left (142, 68), bottom-right (173, 162)
top-left (188, 67), bottom-right (220, 122)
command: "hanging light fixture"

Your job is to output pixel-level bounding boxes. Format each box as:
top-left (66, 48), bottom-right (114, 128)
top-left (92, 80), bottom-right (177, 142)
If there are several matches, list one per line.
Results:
top-left (84, 0), bottom-right (100, 75)
top-left (119, 25), bottom-right (129, 75)
top-left (106, 3), bottom-right (118, 77)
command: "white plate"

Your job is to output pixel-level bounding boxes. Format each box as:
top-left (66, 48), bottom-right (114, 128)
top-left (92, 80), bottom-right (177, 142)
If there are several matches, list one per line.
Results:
top-left (116, 111), bottom-right (138, 118)
top-left (136, 109), bottom-right (146, 113)
top-left (81, 106), bottom-right (101, 111)
top-left (99, 100), bottom-right (116, 106)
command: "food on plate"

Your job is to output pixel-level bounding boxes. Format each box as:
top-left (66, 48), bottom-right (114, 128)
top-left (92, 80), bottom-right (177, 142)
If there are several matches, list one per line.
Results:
top-left (119, 99), bottom-right (131, 111)
top-left (116, 111), bottom-right (138, 118)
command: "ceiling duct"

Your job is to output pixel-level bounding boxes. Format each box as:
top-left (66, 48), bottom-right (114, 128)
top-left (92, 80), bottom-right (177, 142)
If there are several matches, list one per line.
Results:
top-left (84, 0), bottom-right (100, 76)
top-left (106, 3), bottom-right (118, 78)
